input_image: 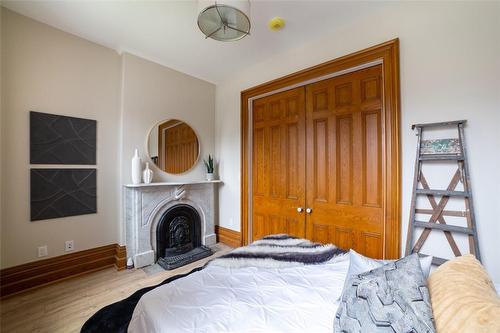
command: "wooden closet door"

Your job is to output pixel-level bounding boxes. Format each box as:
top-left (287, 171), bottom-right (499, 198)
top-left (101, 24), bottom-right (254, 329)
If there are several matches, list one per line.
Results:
top-left (252, 87), bottom-right (306, 240)
top-left (305, 65), bottom-right (384, 258)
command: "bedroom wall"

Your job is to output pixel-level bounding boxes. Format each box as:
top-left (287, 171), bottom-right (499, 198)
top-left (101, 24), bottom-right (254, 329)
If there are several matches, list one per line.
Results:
top-left (0, 10), bottom-right (216, 267)
top-left (118, 52), bottom-right (216, 243)
top-left (214, 2), bottom-right (500, 281)
top-left (1, 9), bottom-right (122, 268)
top-left (119, 53), bottom-right (215, 186)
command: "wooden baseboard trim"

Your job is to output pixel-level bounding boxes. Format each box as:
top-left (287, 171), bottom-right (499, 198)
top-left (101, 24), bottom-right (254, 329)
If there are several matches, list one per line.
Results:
top-left (0, 243), bottom-right (127, 297)
top-left (215, 226), bottom-right (241, 248)
top-left (114, 244), bottom-right (127, 271)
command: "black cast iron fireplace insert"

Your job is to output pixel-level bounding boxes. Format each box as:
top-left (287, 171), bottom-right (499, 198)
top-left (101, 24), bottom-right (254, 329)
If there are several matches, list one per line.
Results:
top-left (156, 204), bottom-right (212, 270)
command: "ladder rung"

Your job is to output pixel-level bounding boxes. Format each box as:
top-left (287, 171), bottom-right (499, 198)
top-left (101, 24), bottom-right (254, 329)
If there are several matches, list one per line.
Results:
top-left (419, 155), bottom-right (464, 161)
top-left (431, 256), bottom-right (448, 266)
top-left (410, 253), bottom-right (448, 266)
top-left (413, 221), bottom-right (474, 234)
top-left (412, 120), bottom-right (466, 129)
top-left (416, 189), bottom-right (469, 197)
top-left (415, 209), bottom-right (466, 217)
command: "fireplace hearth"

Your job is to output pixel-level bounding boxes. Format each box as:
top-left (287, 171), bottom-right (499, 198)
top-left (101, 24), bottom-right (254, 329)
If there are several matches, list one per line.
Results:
top-left (156, 203), bottom-right (212, 270)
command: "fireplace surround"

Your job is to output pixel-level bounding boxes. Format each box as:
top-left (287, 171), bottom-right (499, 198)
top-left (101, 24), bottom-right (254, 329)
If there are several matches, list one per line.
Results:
top-left (123, 180), bottom-right (221, 268)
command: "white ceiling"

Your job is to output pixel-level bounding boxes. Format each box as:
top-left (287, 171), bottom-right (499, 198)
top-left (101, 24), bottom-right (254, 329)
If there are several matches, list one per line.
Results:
top-left (3, 1), bottom-right (386, 84)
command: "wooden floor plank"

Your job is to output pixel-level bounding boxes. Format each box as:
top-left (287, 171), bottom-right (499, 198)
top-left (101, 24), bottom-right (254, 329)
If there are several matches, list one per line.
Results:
top-left (0, 244), bottom-right (231, 333)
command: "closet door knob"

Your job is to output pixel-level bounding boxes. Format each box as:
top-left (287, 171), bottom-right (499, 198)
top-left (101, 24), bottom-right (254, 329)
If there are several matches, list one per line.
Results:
top-left (297, 207), bottom-right (304, 213)
top-left (306, 208), bottom-right (312, 214)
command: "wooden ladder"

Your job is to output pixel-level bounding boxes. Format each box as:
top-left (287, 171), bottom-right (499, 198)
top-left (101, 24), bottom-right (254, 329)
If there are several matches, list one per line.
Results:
top-left (405, 120), bottom-right (481, 266)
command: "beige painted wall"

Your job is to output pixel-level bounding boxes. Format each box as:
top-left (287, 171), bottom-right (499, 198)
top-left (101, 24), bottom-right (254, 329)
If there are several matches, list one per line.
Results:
top-left (0, 9), bottom-right (215, 267)
top-left (214, 2), bottom-right (500, 281)
top-left (120, 53), bottom-right (215, 186)
top-left (0, 9), bottom-right (216, 268)
top-left (119, 53), bottom-right (216, 243)
top-left (1, 9), bottom-right (122, 268)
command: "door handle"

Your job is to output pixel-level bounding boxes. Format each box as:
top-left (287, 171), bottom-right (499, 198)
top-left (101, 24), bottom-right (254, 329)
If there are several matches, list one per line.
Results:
top-left (306, 208), bottom-right (312, 214)
top-left (297, 207), bottom-right (304, 213)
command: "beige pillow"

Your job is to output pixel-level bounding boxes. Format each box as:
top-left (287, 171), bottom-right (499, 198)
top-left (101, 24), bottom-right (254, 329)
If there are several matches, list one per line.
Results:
top-left (428, 254), bottom-right (500, 333)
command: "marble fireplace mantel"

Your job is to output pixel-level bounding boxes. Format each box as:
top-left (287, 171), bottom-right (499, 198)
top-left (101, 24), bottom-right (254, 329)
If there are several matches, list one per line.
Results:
top-left (123, 180), bottom-right (221, 268)
top-left (124, 180), bottom-right (222, 188)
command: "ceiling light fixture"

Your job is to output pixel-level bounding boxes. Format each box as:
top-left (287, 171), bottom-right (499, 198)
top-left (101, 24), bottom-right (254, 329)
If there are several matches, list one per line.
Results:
top-left (197, 0), bottom-right (251, 42)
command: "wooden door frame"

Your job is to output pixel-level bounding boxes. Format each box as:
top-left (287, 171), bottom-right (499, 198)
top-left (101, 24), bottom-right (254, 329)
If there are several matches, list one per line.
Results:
top-left (240, 39), bottom-right (401, 258)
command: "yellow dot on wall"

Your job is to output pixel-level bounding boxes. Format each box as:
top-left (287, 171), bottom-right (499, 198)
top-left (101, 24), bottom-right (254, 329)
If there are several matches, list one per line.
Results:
top-left (268, 17), bottom-right (285, 31)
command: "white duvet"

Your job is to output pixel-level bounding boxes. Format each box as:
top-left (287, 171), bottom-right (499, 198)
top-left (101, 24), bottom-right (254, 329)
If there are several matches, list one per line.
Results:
top-left (129, 254), bottom-right (349, 333)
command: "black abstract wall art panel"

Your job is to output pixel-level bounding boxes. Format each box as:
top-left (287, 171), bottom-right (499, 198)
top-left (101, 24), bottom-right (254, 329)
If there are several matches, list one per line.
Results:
top-left (30, 111), bottom-right (97, 164)
top-left (30, 169), bottom-right (97, 221)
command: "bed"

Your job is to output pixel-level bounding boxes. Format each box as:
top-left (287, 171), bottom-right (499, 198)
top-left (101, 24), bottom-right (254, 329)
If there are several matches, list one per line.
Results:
top-left (129, 235), bottom-right (348, 332)
top-left (129, 254), bottom-right (349, 332)
top-left (82, 235), bottom-right (500, 333)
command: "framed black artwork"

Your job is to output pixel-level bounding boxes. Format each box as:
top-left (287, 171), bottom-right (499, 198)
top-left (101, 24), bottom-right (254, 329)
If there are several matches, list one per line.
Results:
top-left (30, 111), bottom-right (97, 164)
top-left (30, 169), bottom-right (97, 221)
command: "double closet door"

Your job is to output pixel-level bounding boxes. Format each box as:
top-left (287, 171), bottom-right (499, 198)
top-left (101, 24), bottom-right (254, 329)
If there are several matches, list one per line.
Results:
top-left (252, 65), bottom-right (384, 258)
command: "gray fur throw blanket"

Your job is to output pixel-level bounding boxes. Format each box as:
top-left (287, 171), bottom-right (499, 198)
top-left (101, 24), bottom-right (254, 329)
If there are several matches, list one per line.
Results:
top-left (209, 234), bottom-right (346, 268)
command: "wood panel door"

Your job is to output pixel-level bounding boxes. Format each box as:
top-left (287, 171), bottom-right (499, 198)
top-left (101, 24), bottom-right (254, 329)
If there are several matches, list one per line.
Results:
top-left (305, 65), bottom-right (384, 258)
top-left (252, 87), bottom-right (306, 240)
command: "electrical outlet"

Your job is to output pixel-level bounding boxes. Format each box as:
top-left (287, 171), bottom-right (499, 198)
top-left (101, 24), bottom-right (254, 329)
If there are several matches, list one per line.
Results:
top-left (65, 240), bottom-right (74, 252)
top-left (38, 245), bottom-right (48, 257)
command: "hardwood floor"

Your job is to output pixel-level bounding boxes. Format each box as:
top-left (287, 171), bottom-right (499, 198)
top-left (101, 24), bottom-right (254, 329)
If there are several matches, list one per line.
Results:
top-left (0, 243), bottom-right (232, 333)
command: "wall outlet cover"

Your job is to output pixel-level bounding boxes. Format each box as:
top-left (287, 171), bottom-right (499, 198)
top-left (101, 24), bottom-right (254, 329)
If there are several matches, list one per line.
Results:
top-left (38, 245), bottom-right (48, 257)
top-left (65, 240), bottom-right (74, 252)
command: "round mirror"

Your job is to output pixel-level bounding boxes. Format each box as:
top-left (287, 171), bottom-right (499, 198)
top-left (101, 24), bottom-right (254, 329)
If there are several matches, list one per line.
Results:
top-left (147, 119), bottom-right (200, 174)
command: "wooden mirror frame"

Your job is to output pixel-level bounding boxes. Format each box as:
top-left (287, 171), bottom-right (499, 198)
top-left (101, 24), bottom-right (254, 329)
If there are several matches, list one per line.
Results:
top-left (240, 39), bottom-right (401, 258)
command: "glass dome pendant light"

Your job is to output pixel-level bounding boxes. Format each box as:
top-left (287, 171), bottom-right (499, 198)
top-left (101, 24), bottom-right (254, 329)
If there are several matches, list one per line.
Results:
top-left (197, 0), bottom-right (251, 42)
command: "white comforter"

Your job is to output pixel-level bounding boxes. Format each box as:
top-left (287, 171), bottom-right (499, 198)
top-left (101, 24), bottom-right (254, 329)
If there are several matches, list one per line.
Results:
top-left (129, 254), bottom-right (349, 333)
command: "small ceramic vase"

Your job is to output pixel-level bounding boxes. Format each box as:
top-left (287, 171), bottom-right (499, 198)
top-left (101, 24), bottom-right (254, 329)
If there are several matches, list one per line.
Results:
top-left (131, 149), bottom-right (142, 185)
top-left (143, 162), bottom-right (153, 184)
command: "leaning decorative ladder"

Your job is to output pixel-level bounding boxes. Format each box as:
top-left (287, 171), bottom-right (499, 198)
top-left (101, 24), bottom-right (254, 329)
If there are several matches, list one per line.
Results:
top-left (405, 120), bottom-right (481, 266)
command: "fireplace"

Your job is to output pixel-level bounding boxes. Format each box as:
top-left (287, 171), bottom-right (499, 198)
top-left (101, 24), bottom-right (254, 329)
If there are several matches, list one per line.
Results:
top-left (124, 181), bottom-right (220, 268)
top-left (156, 204), bottom-right (213, 270)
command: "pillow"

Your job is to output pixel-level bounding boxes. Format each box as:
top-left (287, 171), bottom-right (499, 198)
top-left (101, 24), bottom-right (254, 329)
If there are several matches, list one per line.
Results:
top-left (428, 254), bottom-right (500, 333)
top-left (347, 249), bottom-right (433, 278)
top-left (338, 250), bottom-right (433, 301)
top-left (334, 253), bottom-right (435, 333)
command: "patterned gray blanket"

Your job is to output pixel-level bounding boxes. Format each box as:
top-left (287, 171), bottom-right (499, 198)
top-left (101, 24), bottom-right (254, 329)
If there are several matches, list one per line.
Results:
top-left (209, 234), bottom-right (347, 268)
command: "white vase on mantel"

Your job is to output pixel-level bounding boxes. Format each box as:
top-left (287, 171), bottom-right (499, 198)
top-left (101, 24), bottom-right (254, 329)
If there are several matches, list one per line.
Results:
top-left (131, 149), bottom-right (142, 185)
top-left (143, 162), bottom-right (153, 184)
top-left (206, 173), bottom-right (214, 181)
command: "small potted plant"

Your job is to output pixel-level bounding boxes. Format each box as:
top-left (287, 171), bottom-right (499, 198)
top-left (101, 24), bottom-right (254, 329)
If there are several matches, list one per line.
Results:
top-left (204, 154), bottom-right (215, 181)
